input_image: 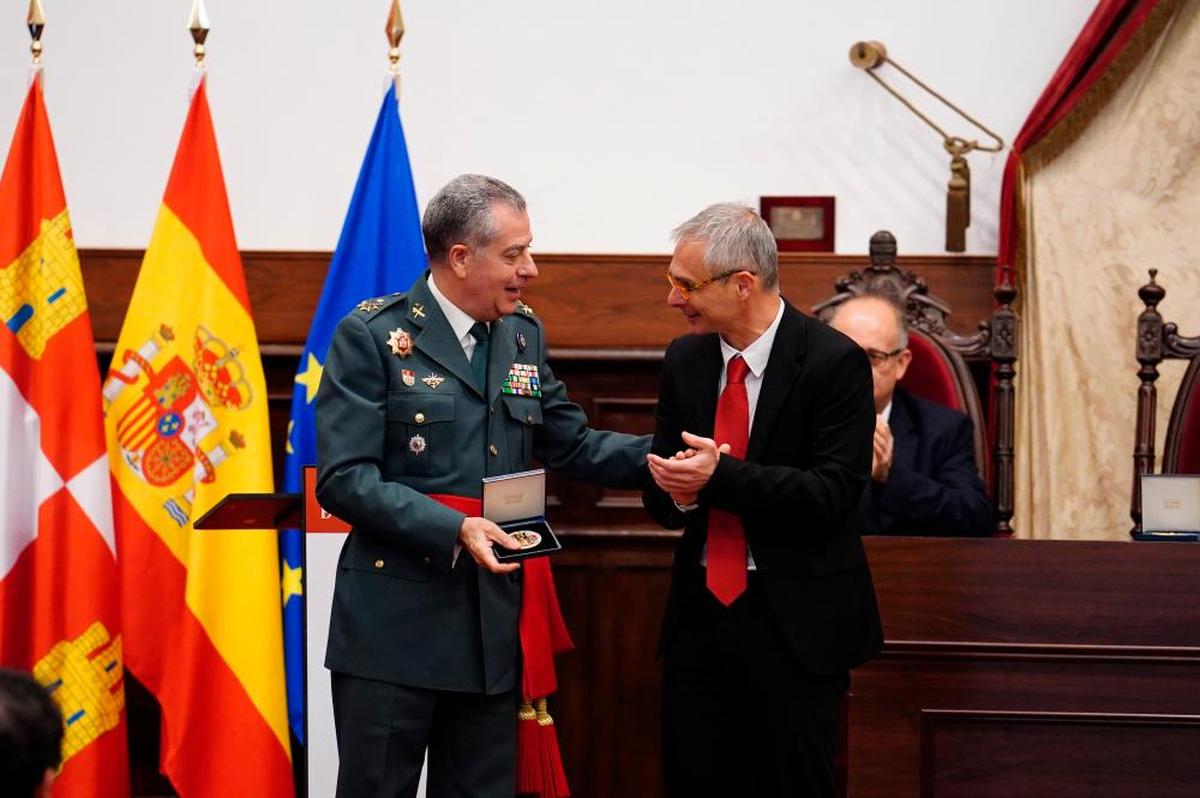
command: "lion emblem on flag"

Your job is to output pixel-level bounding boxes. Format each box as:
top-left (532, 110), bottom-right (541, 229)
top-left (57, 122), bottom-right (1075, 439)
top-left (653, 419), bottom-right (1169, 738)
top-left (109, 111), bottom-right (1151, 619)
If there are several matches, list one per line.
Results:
top-left (102, 324), bottom-right (253, 526)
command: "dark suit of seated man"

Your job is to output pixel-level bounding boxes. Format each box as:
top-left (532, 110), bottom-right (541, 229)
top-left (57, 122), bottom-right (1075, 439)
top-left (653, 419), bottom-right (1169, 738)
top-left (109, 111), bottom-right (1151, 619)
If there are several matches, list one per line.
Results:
top-left (830, 294), bottom-right (991, 537)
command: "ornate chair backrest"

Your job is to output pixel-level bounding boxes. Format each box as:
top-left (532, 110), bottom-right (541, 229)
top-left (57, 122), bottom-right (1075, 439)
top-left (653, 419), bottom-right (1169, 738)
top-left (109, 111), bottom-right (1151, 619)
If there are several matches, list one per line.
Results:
top-left (1131, 269), bottom-right (1200, 535)
top-left (812, 230), bottom-right (1019, 536)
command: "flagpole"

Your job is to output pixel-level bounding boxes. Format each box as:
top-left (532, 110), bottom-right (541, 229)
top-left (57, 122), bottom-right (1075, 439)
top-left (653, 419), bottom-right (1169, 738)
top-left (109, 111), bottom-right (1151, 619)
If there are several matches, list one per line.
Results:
top-left (386, 0), bottom-right (405, 97)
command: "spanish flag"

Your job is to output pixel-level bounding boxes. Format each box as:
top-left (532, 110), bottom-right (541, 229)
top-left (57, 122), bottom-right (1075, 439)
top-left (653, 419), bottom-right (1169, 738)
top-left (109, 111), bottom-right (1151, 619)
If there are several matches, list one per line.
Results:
top-left (0, 76), bottom-right (129, 797)
top-left (102, 77), bottom-right (293, 795)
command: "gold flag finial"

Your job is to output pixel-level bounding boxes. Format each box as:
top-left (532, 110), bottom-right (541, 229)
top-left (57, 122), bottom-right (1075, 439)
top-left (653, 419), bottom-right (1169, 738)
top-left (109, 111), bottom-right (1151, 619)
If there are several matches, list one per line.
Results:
top-left (28, 0), bottom-right (46, 64)
top-left (189, 0), bottom-right (210, 67)
top-left (386, 0), bottom-right (406, 73)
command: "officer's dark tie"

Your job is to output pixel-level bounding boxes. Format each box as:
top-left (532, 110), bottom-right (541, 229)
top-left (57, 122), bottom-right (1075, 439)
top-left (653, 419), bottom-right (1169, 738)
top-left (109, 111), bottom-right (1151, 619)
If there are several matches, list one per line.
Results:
top-left (469, 321), bottom-right (490, 392)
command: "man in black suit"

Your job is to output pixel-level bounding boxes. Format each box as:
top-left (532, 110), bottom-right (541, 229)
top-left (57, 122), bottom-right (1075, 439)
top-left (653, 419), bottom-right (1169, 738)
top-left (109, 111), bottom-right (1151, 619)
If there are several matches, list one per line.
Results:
top-left (829, 294), bottom-right (991, 537)
top-left (644, 203), bottom-right (883, 798)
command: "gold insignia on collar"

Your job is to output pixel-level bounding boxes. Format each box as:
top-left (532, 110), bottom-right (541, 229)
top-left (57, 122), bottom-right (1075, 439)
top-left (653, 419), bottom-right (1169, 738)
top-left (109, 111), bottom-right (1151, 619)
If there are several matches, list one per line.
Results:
top-left (411, 303), bottom-right (426, 319)
top-left (387, 328), bottom-right (414, 358)
top-left (357, 297), bottom-right (385, 312)
top-left (422, 373), bottom-right (446, 390)
top-left (516, 300), bottom-right (535, 316)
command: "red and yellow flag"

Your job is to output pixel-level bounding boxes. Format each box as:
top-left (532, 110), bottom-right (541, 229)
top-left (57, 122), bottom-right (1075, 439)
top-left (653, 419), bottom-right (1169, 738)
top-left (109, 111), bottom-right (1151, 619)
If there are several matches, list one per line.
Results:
top-left (0, 76), bottom-right (129, 797)
top-left (102, 77), bottom-right (293, 796)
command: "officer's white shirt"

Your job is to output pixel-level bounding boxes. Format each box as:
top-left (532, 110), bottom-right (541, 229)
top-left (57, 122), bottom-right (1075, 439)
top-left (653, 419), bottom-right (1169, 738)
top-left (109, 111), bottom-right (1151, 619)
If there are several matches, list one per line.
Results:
top-left (427, 274), bottom-right (486, 359)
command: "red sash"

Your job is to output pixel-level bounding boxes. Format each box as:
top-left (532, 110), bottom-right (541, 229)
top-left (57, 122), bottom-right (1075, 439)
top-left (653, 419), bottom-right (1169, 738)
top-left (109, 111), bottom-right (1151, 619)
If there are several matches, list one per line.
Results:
top-left (429, 494), bottom-right (572, 798)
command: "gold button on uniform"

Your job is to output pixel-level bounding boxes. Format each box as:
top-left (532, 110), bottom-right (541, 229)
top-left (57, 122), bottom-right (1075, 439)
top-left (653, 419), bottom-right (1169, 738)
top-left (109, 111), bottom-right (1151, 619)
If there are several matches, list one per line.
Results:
top-left (526, 414), bottom-right (534, 424)
top-left (489, 444), bottom-right (499, 456)
top-left (414, 412), bottom-right (425, 424)
top-left (374, 559), bottom-right (384, 569)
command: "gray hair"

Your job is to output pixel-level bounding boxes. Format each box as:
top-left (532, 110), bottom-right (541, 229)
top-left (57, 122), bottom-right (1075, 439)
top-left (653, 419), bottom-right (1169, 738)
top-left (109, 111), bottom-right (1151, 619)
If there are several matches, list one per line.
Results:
top-left (671, 203), bottom-right (778, 290)
top-left (422, 174), bottom-right (527, 262)
top-left (835, 291), bottom-right (909, 349)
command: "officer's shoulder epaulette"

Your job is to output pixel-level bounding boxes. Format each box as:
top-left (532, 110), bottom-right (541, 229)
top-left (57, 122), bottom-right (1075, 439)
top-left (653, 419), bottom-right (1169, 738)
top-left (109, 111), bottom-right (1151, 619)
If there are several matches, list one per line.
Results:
top-left (514, 300), bottom-right (540, 325)
top-left (353, 292), bottom-right (407, 320)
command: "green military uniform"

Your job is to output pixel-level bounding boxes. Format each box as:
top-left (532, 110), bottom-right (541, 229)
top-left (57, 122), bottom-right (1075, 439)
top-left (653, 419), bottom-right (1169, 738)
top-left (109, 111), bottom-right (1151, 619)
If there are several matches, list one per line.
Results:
top-left (316, 272), bottom-right (647, 797)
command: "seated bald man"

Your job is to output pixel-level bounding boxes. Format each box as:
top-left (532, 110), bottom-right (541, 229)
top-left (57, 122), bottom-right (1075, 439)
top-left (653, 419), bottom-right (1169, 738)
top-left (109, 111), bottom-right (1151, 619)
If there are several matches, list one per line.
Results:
top-left (829, 293), bottom-right (991, 537)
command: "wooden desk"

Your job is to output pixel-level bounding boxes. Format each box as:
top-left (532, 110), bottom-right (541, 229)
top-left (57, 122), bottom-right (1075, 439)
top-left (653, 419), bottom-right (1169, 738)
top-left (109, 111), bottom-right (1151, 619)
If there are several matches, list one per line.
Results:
top-left (551, 535), bottom-right (1200, 798)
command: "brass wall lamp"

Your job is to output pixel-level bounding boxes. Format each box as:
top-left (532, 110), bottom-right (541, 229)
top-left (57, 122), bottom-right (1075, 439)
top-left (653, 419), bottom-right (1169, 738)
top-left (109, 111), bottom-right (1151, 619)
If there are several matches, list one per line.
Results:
top-left (850, 40), bottom-right (1004, 252)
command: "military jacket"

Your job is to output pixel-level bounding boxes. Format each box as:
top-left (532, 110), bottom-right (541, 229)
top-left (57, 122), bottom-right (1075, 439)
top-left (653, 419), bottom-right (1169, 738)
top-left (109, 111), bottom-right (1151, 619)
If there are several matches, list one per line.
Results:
top-left (316, 273), bottom-right (648, 694)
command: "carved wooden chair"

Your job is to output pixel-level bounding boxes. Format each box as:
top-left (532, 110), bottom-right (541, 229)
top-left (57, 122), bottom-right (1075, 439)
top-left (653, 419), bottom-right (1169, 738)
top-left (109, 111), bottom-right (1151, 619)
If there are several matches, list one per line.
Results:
top-left (1130, 269), bottom-right (1200, 535)
top-left (811, 230), bottom-right (1019, 535)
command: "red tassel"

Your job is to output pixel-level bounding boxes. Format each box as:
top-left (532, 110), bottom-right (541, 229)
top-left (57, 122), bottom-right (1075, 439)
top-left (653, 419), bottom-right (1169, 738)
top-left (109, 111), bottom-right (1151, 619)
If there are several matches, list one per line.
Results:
top-left (535, 699), bottom-right (570, 798)
top-left (516, 699), bottom-right (571, 798)
top-left (516, 702), bottom-right (543, 796)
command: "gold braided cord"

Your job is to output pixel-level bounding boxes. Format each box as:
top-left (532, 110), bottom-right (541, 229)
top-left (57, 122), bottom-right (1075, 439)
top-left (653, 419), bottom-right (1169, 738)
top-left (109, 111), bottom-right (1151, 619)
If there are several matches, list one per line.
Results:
top-left (517, 701), bottom-right (537, 721)
top-left (1023, 0), bottom-right (1183, 174)
top-left (867, 60), bottom-right (1004, 152)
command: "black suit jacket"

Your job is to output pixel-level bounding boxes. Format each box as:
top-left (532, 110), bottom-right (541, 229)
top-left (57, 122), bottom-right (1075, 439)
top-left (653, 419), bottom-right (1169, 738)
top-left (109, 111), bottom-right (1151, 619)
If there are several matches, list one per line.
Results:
top-left (644, 301), bottom-right (883, 675)
top-left (861, 387), bottom-right (992, 537)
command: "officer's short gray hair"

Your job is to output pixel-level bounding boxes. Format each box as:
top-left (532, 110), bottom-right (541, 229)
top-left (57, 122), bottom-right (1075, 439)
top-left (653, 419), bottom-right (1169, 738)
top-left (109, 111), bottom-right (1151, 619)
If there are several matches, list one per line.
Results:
top-left (422, 174), bottom-right (527, 262)
top-left (671, 203), bottom-right (778, 290)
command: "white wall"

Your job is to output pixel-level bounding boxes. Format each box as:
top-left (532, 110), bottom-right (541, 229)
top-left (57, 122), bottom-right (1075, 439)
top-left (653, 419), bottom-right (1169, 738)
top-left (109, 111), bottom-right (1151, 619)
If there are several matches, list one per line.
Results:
top-left (0, 1), bottom-right (1096, 255)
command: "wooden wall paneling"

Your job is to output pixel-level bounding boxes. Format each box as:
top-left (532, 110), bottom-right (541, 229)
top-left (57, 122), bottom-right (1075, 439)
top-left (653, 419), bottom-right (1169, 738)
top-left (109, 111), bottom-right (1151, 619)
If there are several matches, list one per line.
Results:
top-left (553, 532), bottom-right (676, 798)
top-left (919, 710), bottom-right (1200, 798)
top-left (80, 249), bottom-right (997, 347)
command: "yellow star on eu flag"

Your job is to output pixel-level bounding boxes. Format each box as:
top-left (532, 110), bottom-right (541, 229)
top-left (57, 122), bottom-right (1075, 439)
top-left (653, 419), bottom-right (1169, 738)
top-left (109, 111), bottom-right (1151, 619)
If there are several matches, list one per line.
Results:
top-left (295, 352), bottom-right (324, 404)
top-left (282, 562), bottom-right (303, 605)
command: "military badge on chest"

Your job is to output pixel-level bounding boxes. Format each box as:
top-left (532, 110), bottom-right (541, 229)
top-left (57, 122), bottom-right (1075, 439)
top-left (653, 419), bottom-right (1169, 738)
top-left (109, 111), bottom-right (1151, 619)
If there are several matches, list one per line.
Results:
top-left (408, 434), bottom-right (427, 456)
top-left (401, 369), bottom-right (416, 387)
top-left (502, 363), bottom-right (541, 397)
top-left (387, 328), bottom-right (413, 358)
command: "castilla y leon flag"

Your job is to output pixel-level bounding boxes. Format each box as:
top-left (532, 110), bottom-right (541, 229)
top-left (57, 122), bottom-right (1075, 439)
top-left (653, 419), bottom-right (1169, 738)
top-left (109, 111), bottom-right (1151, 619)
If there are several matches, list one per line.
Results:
top-left (102, 75), bottom-right (293, 796)
top-left (0, 76), bottom-right (129, 797)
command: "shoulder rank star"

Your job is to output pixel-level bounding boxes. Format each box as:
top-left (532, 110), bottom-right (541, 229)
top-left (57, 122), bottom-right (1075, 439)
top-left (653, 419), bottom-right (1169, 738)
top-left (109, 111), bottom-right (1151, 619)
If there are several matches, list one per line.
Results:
top-left (357, 297), bottom-right (385, 313)
top-left (387, 328), bottom-right (414, 358)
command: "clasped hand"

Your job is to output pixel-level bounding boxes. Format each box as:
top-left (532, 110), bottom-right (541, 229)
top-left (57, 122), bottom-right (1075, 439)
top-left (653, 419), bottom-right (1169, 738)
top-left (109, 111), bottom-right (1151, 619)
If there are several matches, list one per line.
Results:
top-left (458, 516), bottom-right (522, 574)
top-left (646, 431), bottom-right (732, 506)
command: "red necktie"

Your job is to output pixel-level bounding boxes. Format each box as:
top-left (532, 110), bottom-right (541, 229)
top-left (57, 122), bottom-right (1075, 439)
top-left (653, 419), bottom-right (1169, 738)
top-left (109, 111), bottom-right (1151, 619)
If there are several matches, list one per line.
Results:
top-left (707, 355), bottom-right (750, 606)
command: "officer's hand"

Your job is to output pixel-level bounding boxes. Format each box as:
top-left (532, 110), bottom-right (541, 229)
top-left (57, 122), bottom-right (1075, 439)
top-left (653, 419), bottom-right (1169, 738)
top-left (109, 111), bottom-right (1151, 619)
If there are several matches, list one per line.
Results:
top-left (458, 516), bottom-right (521, 574)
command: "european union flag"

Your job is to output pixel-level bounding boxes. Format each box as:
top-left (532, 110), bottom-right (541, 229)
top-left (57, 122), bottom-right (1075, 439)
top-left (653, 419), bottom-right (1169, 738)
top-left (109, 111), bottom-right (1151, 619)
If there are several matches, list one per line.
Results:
top-left (282, 82), bottom-right (427, 743)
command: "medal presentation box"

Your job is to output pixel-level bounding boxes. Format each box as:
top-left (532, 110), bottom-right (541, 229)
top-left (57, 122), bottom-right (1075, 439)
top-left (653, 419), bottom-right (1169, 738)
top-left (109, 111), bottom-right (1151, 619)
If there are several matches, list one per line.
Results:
top-left (1138, 474), bottom-right (1200, 541)
top-left (483, 469), bottom-right (561, 562)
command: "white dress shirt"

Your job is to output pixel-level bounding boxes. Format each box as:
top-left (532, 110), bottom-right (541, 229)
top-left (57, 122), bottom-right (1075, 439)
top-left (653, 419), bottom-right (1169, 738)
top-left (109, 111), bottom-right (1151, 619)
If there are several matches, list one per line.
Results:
top-left (427, 274), bottom-right (485, 359)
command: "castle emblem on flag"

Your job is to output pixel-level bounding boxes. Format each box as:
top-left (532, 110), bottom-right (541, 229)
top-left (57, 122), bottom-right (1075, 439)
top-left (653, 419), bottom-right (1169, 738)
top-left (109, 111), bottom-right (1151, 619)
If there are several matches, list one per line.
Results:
top-left (33, 621), bottom-right (125, 765)
top-left (102, 323), bottom-right (254, 526)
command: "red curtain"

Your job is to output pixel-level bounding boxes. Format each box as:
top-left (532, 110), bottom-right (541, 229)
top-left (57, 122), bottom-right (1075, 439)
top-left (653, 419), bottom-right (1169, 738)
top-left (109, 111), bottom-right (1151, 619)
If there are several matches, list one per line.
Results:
top-left (996, 0), bottom-right (1163, 282)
